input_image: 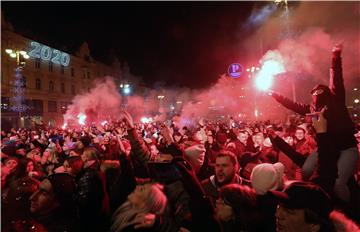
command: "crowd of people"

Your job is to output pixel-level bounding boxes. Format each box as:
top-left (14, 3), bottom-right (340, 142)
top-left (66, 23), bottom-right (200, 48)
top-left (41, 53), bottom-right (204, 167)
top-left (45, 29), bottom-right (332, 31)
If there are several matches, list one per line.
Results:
top-left (1, 46), bottom-right (360, 232)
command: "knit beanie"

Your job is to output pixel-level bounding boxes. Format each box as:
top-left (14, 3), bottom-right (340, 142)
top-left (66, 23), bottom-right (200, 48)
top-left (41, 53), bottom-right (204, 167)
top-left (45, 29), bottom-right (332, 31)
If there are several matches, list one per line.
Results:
top-left (1, 145), bottom-right (17, 156)
top-left (250, 162), bottom-right (285, 195)
top-left (184, 143), bottom-right (206, 171)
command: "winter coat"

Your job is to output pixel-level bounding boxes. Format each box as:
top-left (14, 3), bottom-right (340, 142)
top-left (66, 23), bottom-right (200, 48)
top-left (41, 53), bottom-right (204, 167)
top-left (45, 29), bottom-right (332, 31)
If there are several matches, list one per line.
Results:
top-left (75, 161), bottom-right (110, 231)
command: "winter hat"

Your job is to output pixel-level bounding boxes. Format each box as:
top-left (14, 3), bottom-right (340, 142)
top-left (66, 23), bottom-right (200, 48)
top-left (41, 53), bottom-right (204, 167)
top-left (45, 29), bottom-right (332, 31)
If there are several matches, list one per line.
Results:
top-left (1, 145), bottom-right (17, 156)
top-left (184, 144), bottom-right (206, 159)
top-left (250, 162), bottom-right (285, 195)
top-left (184, 143), bottom-right (206, 170)
top-left (80, 136), bottom-right (92, 147)
top-left (30, 140), bottom-right (46, 152)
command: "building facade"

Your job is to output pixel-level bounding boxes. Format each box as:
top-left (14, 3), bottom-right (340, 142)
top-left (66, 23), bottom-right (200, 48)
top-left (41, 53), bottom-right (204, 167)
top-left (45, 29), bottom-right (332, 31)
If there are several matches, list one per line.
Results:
top-left (1, 15), bottom-right (122, 128)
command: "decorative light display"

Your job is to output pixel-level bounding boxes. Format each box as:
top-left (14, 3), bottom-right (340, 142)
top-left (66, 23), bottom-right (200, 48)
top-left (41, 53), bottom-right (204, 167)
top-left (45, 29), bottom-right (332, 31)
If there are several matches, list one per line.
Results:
top-left (10, 67), bottom-right (29, 113)
top-left (28, 41), bottom-right (70, 66)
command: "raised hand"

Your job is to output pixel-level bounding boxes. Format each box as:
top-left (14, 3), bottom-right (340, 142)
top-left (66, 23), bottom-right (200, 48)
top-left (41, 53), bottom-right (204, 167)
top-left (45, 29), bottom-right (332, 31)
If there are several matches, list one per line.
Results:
top-left (311, 110), bottom-right (327, 134)
top-left (121, 111), bottom-right (134, 129)
top-left (133, 213), bottom-right (156, 229)
top-left (160, 124), bottom-right (174, 145)
top-left (332, 43), bottom-right (343, 54)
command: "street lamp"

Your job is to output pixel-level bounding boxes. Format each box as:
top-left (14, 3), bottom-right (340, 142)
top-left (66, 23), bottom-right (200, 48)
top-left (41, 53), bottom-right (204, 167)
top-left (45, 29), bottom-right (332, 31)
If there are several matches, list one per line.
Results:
top-left (119, 82), bottom-right (131, 108)
top-left (120, 83), bottom-right (131, 95)
top-left (5, 48), bottom-right (30, 128)
top-left (6, 49), bottom-right (29, 67)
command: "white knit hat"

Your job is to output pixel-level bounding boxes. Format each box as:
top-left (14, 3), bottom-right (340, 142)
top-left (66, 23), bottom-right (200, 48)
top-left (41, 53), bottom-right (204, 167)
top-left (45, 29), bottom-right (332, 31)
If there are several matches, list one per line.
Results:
top-left (250, 162), bottom-right (285, 195)
top-left (184, 144), bottom-right (206, 170)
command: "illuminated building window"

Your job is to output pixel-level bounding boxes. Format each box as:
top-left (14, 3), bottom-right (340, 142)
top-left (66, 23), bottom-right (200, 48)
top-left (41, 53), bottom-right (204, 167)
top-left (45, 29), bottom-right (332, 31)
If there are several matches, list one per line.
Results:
top-left (48, 101), bottom-right (57, 112)
top-left (48, 62), bottom-right (53, 72)
top-left (35, 78), bottom-right (41, 90)
top-left (35, 58), bottom-right (41, 69)
top-left (49, 81), bottom-right (54, 93)
top-left (60, 102), bottom-right (68, 114)
top-left (71, 85), bottom-right (75, 95)
top-left (61, 83), bottom-right (65, 93)
top-left (1, 97), bottom-right (10, 112)
top-left (61, 65), bottom-right (65, 75)
top-left (71, 67), bottom-right (75, 77)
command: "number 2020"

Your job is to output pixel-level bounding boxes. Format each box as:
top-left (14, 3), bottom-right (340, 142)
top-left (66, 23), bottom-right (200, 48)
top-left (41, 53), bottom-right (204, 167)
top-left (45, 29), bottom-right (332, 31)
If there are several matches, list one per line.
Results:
top-left (28, 41), bottom-right (70, 66)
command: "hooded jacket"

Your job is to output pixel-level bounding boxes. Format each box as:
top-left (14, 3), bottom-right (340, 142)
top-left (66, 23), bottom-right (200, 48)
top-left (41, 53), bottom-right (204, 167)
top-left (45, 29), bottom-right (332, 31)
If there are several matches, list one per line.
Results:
top-left (271, 51), bottom-right (356, 150)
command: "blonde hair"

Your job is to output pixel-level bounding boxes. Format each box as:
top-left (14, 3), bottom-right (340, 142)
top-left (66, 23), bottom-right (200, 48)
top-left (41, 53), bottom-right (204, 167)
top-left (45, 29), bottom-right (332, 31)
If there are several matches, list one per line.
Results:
top-left (111, 182), bottom-right (167, 232)
top-left (330, 210), bottom-right (360, 232)
top-left (83, 147), bottom-right (100, 162)
top-left (145, 183), bottom-right (167, 215)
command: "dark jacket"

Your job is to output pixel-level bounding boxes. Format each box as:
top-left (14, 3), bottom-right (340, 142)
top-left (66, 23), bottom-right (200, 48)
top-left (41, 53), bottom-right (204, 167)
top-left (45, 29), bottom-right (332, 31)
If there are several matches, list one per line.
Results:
top-left (125, 129), bottom-right (204, 231)
top-left (201, 174), bottom-right (250, 205)
top-left (174, 159), bottom-right (221, 232)
top-left (75, 161), bottom-right (109, 231)
top-left (34, 207), bottom-right (80, 232)
top-left (256, 193), bottom-right (278, 232)
top-left (271, 52), bottom-right (357, 150)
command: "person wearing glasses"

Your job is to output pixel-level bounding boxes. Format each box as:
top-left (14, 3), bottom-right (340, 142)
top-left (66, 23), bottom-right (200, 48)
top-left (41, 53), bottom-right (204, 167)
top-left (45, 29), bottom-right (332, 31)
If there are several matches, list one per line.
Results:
top-left (268, 44), bottom-right (358, 207)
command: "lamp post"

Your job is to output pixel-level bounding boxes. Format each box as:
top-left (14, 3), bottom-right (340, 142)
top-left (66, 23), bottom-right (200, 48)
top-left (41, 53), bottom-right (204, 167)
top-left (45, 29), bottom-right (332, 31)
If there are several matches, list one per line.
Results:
top-left (120, 83), bottom-right (131, 108)
top-left (246, 66), bottom-right (261, 119)
top-left (157, 95), bottom-right (165, 113)
top-left (5, 49), bottom-right (30, 128)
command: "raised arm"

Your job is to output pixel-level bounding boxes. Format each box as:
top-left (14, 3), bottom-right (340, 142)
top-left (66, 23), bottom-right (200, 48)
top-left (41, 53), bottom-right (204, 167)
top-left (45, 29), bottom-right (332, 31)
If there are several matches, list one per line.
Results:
top-left (266, 127), bottom-right (307, 167)
top-left (329, 44), bottom-right (345, 103)
top-left (269, 91), bottom-right (311, 116)
top-left (122, 111), bottom-right (155, 165)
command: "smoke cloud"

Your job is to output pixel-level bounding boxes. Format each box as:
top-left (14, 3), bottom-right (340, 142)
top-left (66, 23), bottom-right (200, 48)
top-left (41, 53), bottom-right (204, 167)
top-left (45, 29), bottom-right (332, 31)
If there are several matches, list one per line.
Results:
top-left (63, 2), bottom-right (358, 127)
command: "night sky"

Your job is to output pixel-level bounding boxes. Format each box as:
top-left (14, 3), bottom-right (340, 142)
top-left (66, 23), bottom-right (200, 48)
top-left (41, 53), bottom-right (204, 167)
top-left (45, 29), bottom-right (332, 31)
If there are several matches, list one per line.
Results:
top-left (2, 1), bottom-right (263, 89)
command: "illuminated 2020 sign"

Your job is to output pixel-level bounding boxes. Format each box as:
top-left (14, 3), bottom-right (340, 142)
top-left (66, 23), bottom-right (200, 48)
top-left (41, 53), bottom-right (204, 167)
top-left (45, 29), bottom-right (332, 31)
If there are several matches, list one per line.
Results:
top-left (28, 41), bottom-right (71, 66)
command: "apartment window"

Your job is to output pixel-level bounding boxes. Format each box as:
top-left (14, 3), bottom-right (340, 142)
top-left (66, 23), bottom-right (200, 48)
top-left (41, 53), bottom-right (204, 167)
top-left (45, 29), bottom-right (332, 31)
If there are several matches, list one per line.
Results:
top-left (71, 85), bottom-right (75, 95)
top-left (87, 71), bottom-right (91, 79)
top-left (61, 65), bottom-right (65, 75)
top-left (61, 102), bottom-right (72, 113)
top-left (83, 71), bottom-right (86, 79)
top-left (71, 67), bottom-right (75, 77)
top-left (48, 101), bottom-right (57, 112)
top-left (1, 97), bottom-right (10, 112)
top-left (48, 62), bottom-right (53, 72)
top-left (49, 81), bottom-right (54, 93)
top-left (35, 58), bottom-right (41, 69)
top-left (30, 99), bottom-right (44, 115)
top-left (35, 78), bottom-right (41, 90)
top-left (61, 83), bottom-right (65, 93)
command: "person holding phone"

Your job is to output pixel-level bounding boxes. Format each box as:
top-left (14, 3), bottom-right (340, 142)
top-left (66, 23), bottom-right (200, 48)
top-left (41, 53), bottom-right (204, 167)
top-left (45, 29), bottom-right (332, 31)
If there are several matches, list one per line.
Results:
top-left (268, 44), bottom-right (358, 204)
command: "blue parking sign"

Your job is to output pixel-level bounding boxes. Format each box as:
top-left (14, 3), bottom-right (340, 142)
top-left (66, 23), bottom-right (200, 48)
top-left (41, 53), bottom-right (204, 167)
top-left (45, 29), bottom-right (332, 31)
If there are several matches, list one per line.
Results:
top-left (228, 63), bottom-right (243, 78)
